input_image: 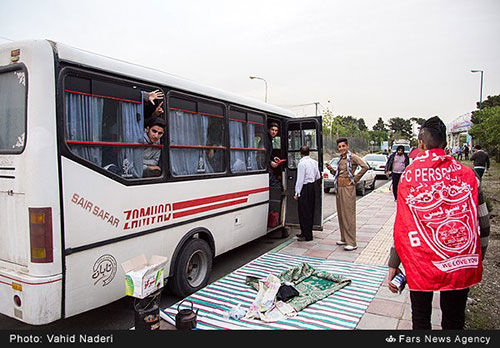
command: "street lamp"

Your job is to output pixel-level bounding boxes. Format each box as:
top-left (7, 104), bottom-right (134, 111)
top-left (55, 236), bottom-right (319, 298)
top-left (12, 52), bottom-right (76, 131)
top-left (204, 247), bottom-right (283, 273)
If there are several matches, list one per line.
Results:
top-left (471, 69), bottom-right (484, 109)
top-left (249, 76), bottom-right (268, 103)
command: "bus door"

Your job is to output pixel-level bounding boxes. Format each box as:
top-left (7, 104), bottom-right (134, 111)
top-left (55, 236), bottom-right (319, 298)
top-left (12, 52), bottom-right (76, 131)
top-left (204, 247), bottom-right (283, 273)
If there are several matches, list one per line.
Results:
top-left (284, 117), bottom-right (323, 230)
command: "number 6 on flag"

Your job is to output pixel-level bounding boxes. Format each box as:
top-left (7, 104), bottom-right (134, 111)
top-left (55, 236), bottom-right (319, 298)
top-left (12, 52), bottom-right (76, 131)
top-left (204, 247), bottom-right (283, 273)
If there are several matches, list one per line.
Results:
top-left (408, 231), bottom-right (421, 247)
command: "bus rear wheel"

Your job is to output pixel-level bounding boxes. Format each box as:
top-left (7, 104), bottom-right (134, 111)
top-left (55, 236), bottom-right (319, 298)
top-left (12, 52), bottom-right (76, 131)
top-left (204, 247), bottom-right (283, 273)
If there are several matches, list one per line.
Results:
top-left (168, 238), bottom-right (213, 298)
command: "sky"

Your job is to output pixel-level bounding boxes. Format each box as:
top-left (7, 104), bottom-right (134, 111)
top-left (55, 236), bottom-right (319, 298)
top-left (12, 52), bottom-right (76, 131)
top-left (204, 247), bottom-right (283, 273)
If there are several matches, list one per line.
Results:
top-left (1, 0), bottom-right (499, 128)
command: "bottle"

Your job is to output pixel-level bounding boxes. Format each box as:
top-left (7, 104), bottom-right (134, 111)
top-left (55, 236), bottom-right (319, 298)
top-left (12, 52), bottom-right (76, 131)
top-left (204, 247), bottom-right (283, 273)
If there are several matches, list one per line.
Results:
top-left (391, 273), bottom-right (407, 293)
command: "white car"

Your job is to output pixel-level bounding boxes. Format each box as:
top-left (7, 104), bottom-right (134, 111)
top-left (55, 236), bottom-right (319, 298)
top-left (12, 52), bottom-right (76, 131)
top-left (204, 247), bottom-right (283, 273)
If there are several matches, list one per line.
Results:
top-left (362, 154), bottom-right (388, 179)
top-left (323, 157), bottom-right (377, 196)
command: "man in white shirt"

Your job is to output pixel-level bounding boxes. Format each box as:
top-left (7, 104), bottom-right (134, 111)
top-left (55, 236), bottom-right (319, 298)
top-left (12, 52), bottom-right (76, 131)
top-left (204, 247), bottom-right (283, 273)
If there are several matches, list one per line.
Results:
top-left (294, 146), bottom-right (321, 241)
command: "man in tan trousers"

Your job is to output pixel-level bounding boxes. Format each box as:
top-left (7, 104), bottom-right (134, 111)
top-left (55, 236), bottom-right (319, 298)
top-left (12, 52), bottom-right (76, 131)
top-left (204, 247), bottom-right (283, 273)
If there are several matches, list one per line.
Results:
top-left (325, 137), bottom-right (369, 250)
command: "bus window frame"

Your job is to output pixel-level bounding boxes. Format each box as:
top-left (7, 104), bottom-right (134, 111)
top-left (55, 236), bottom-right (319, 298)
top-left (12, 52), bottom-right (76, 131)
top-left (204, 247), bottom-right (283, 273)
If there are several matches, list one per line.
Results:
top-left (0, 63), bottom-right (28, 155)
top-left (227, 104), bottom-right (267, 175)
top-left (167, 90), bottom-right (229, 179)
top-left (58, 66), bottom-right (168, 186)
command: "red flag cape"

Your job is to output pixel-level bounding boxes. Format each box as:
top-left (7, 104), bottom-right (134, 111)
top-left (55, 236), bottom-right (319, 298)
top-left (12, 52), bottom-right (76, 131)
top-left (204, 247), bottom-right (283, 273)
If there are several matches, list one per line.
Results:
top-left (394, 148), bottom-right (482, 291)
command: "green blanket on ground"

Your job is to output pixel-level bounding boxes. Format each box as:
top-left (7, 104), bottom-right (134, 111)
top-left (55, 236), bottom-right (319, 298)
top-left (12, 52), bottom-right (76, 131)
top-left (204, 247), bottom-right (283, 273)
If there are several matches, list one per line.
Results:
top-left (246, 263), bottom-right (351, 312)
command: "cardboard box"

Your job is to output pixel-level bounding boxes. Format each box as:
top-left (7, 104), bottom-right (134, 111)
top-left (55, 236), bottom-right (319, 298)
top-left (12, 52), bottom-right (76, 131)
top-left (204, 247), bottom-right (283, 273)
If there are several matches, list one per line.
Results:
top-left (121, 255), bottom-right (168, 299)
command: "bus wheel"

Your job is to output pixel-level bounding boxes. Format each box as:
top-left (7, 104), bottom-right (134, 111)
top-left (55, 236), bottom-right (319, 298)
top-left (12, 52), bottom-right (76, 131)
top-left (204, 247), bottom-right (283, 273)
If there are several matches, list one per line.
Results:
top-left (169, 238), bottom-right (213, 298)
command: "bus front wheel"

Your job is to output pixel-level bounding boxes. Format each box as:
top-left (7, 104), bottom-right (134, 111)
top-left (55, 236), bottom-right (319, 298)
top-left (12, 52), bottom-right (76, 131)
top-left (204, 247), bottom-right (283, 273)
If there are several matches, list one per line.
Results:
top-left (168, 238), bottom-right (213, 298)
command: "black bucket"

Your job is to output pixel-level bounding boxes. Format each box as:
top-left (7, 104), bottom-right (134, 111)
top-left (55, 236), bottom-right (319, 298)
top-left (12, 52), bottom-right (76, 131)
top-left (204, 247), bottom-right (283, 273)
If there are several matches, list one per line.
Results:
top-left (134, 290), bottom-right (161, 330)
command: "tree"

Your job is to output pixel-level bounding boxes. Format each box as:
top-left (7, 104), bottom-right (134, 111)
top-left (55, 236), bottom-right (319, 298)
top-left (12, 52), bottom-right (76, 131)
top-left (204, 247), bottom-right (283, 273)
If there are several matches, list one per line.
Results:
top-left (388, 117), bottom-right (413, 139)
top-left (410, 117), bottom-right (426, 127)
top-left (357, 118), bottom-right (368, 131)
top-left (372, 117), bottom-right (388, 132)
top-left (472, 94), bottom-right (500, 125)
top-left (469, 106), bottom-right (500, 161)
top-left (476, 95), bottom-right (500, 110)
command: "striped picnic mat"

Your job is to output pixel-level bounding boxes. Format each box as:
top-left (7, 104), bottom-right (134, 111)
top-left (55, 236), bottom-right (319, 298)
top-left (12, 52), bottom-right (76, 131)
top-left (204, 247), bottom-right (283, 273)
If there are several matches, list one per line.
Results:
top-left (161, 252), bottom-right (387, 330)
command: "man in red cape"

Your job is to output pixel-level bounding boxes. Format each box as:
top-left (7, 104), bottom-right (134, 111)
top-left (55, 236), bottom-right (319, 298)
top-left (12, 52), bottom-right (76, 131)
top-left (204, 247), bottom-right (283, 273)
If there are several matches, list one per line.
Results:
top-left (387, 116), bottom-right (490, 329)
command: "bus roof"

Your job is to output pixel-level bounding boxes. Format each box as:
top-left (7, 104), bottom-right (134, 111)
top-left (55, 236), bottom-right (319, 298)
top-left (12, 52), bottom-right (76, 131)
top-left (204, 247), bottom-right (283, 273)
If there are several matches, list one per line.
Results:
top-left (50, 40), bottom-right (296, 118)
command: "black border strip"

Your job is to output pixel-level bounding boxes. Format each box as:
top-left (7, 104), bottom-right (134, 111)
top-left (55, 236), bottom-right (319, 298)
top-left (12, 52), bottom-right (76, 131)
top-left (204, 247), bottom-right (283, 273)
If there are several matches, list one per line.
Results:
top-left (64, 200), bottom-right (269, 256)
top-left (0, 167), bottom-right (15, 170)
top-left (0, 175), bottom-right (15, 179)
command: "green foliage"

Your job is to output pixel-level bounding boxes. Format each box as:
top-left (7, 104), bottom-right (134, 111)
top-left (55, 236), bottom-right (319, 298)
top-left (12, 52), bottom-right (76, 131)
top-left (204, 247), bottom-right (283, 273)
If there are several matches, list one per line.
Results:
top-left (472, 94), bottom-right (500, 124)
top-left (322, 112), bottom-right (388, 145)
top-left (469, 106), bottom-right (500, 160)
top-left (372, 117), bottom-right (387, 132)
top-left (387, 117), bottom-right (413, 139)
top-left (410, 117), bottom-right (426, 127)
top-left (477, 94), bottom-right (500, 110)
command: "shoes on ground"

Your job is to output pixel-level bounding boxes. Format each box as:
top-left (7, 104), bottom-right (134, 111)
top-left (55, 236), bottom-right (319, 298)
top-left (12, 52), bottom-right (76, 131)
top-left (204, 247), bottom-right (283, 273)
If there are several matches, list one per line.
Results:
top-left (344, 245), bottom-right (358, 251)
top-left (297, 236), bottom-right (313, 242)
top-left (336, 241), bottom-right (347, 245)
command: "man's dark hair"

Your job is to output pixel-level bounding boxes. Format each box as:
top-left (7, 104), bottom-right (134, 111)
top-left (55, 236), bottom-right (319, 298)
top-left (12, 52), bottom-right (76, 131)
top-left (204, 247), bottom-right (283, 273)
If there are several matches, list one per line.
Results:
top-left (474, 145), bottom-right (481, 150)
top-left (146, 117), bottom-right (166, 129)
top-left (397, 145), bottom-right (405, 152)
top-left (300, 145), bottom-right (310, 156)
top-left (269, 122), bottom-right (279, 129)
top-left (418, 116), bottom-right (447, 149)
top-left (336, 137), bottom-right (348, 145)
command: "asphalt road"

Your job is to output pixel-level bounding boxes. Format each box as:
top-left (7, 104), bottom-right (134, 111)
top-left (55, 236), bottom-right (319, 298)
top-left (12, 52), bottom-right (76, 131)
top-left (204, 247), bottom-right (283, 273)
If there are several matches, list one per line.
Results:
top-left (0, 177), bottom-right (389, 330)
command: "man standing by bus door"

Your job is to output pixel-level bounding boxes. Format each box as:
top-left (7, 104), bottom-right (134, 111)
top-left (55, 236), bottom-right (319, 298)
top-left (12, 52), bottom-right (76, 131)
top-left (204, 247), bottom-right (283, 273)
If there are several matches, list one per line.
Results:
top-left (325, 138), bottom-right (369, 250)
top-left (294, 146), bottom-right (321, 241)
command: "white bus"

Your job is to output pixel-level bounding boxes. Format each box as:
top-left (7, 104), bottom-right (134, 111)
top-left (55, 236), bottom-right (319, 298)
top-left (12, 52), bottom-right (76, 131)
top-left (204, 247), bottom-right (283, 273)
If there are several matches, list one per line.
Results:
top-left (0, 40), bottom-right (323, 325)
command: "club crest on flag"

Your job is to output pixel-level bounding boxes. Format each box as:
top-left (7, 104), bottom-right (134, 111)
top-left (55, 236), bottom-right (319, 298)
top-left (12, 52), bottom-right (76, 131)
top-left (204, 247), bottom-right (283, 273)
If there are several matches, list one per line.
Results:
top-left (407, 181), bottom-right (479, 273)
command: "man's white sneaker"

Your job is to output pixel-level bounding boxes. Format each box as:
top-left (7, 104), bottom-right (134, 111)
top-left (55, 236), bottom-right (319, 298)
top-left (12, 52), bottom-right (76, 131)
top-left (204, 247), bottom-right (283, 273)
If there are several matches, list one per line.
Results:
top-left (336, 241), bottom-right (347, 245)
top-left (344, 245), bottom-right (358, 251)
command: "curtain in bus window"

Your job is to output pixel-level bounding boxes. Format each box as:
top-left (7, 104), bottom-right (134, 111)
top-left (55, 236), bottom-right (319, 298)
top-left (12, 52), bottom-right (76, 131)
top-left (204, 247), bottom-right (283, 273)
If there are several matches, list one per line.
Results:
top-left (169, 110), bottom-right (212, 175)
top-left (247, 123), bottom-right (259, 170)
top-left (229, 120), bottom-right (247, 172)
top-left (65, 93), bottom-right (104, 166)
top-left (119, 102), bottom-right (143, 178)
top-left (0, 71), bottom-right (26, 152)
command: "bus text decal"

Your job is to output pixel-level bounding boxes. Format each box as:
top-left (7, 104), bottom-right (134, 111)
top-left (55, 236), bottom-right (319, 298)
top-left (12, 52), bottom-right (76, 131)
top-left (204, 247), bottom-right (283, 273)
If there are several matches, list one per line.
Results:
top-left (71, 193), bottom-right (120, 228)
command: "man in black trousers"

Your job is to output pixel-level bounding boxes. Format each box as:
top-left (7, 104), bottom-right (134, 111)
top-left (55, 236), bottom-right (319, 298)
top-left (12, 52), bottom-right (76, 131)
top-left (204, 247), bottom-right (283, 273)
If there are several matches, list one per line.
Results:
top-left (294, 146), bottom-right (321, 241)
top-left (385, 145), bottom-right (410, 201)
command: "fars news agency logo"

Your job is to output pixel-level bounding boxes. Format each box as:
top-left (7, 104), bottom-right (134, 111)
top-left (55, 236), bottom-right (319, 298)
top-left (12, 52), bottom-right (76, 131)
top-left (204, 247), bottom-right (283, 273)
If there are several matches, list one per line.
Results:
top-left (386, 335), bottom-right (397, 343)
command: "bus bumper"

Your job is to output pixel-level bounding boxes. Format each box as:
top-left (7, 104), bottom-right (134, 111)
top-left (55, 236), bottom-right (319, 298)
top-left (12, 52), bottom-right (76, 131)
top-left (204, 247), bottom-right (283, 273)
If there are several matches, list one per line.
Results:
top-left (0, 268), bottom-right (62, 325)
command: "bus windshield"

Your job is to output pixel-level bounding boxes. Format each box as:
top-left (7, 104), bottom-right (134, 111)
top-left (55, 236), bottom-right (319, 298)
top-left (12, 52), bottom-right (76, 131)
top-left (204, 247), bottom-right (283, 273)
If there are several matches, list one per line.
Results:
top-left (0, 69), bottom-right (26, 153)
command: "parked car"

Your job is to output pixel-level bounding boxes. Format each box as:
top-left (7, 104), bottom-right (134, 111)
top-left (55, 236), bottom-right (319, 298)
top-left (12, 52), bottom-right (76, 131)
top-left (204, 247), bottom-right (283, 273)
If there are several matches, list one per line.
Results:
top-left (323, 157), bottom-right (377, 196)
top-left (362, 154), bottom-right (388, 179)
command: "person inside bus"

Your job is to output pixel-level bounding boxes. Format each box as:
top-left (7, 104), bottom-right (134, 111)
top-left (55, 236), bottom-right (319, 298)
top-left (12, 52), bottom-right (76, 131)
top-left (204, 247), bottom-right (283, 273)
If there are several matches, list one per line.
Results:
top-left (205, 117), bottom-right (225, 173)
top-left (265, 122), bottom-right (283, 187)
top-left (142, 117), bottom-right (166, 177)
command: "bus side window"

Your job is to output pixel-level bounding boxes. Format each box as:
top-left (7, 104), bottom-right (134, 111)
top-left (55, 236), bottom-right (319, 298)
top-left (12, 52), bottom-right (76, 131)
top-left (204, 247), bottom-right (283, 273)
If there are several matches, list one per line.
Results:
top-left (229, 108), bottom-right (266, 173)
top-left (64, 75), bottom-right (164, 180)
top-left (168, 96), bottom-right (226, 176)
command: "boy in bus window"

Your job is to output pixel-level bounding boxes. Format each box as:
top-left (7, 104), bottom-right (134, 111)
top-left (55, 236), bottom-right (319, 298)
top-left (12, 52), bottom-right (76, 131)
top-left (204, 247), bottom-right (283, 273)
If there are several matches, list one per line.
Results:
top-left (142, 117), bottom-right (166, 177)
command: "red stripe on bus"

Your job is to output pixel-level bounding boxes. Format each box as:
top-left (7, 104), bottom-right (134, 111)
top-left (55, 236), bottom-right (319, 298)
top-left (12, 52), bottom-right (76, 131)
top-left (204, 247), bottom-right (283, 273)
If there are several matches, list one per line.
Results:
top-left (0, 273), bottom-right (62, 286)
top-left (66, 140), bottom-right (163, 148)
top-left (173, 198), bottom-right (248, 219)
top-left (170, 144), bottom-right (226, 150)
top-left (65, 89), bottom-right (142, 104)
top-left (229, 118), bottom-right (246, 123)
top-left (173, 187), bottom-right (269, 211)
top-left (230, 147), bottom-right (266, 151)
top-left (169, 108), bottom-right (224, 119)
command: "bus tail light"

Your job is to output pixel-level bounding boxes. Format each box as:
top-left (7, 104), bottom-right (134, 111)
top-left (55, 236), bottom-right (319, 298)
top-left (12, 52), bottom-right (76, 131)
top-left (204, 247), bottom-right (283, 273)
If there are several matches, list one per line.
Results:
top-left (28, 208), bottom-right (53, 263)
